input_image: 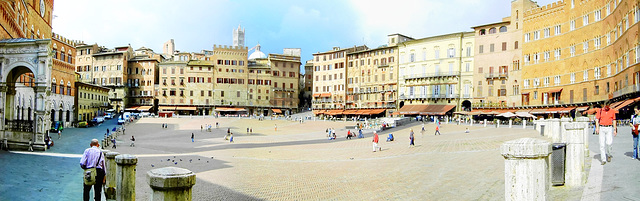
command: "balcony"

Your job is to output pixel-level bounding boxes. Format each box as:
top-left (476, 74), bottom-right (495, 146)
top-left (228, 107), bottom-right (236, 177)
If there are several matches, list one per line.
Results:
top-left (612, 84), bottom-right (640, 98)
top-left (485, 73), bottom-right (508, 79)
top-left (400, 94), bottom-right (460, 100)
top-left (403, 72), bottom-right (458, 80)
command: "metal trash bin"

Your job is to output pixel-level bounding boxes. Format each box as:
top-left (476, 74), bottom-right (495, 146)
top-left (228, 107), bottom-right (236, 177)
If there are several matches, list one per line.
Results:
top-left (551, 143), bottom-right (566, 186)
top-left (540, 125), bottom-right (545, 136)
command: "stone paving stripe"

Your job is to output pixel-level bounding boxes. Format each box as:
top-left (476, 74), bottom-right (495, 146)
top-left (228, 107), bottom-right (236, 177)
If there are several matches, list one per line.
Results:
top-left (9, 151), bottom-right (81, 158)
top-left (581, 147), bottom-right (603, 201)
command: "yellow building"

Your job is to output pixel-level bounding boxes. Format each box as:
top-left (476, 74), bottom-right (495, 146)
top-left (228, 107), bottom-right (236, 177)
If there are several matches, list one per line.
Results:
top-left (126, 55), bottom-right (158, 112)
top-left (311, 45), bottom-right (367, 114)
top-left (521, 0), bottom-right (639, 114)
top-left (75, 81), bottom-right (110, 122)
top-left (397, 32), bottom-right (475, 116)
top-left (345, 35), bottom-right (400, 117)
top-left (471, 0), bottom-right (539, 109)
top-left (212, 44), bottom-right (250, 115)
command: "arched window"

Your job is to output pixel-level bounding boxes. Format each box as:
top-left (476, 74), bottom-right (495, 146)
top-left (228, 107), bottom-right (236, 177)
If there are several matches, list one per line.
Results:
top-left (51, 78), bottom-right (57, 94)
top-left (489, 28), bottom-right (497, 34)
top-left (499, 26), bottom-right (507, 32)
top-left (479, 29), bottom-right (486, 35)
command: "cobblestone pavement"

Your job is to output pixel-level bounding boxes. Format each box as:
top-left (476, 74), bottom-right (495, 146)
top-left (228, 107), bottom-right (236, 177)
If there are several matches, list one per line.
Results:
top-left (6, 116), bottom-right (635, 200)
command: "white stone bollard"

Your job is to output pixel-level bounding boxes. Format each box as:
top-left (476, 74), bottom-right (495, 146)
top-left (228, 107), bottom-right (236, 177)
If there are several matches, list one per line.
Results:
top-left (147, 167), bottom-right (196, 201)
top-left (105, 151), bottom-right (120, 201)
top-left (560, 118), bottom-right (572, 142)
top-left (563, 123), bottom-right (586, 186)
top-left (549, 119), bottom-right (561, 142)
top-left (523, 120), bottom-right (527, 129)
top-left (575, 117), bottom-right (591, 157)
top-left (470, 118), bottom-right (474, 126)
top-left (116, 154), bottom-right (137, 201)
top-left (484, 119), bottom-right (487, 127)
top-left (501, 138), bottom-right (552, 201)
top-left (509, 119), bottom-right (513, 128)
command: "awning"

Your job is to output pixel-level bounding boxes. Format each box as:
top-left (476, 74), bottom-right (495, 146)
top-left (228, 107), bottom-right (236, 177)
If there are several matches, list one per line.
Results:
top-left (583, 108), bottom-right (598, 115)
top-left (515, 109), bottom-right (532, 113)
top-left (320, 93), bottom-right (331, 98)
top-left (215, 107), bottom-right (246, 112)
top-left (326, 110), bottom-right (344, 115)
top-left (418, 105), bottom-right (456, 115)
top-left (137, 106), bottom-right (152, 111)
top-left (391, 111), bottom-right (400, 115)
top-left (159, 106), bottom-right (176, 111)
top-left (176, 106), bottom-right (197, 111)
top-left (548, 88), bottom-right (563, 93)
top-left (613, 99), bottom-right (635, 111)
top-left (397, 105), bottom-right (427, 115)
top-left (343, 110), bottom-right (358, 115)
top-left (313, 93), bottom-right (322, 98)
top-left (313, 110), bottom-right (326, 115)
top-left (125, 106), bottom-right (140, 111)
top-left (530, 108), bottom-right (548, 114)
top-left (576, 106), bottom-right (589, 111)
top-left (272, 109), bottom-right (282, 113)
top-left (369, 109), bottom-right (386, 115)
top-left (548, 107), bottom-right (576, 113)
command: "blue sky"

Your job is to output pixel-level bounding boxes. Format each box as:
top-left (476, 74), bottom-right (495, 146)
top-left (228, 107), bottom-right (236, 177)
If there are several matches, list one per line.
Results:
top-left (52, 0), bottom-right (559, 74)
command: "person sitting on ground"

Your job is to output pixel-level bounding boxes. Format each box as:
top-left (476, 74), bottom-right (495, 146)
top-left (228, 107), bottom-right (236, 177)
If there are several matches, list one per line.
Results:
top-left (387, 133), bottom-right (394, 142)
top-left (465, 128), bottom-right (470, 133)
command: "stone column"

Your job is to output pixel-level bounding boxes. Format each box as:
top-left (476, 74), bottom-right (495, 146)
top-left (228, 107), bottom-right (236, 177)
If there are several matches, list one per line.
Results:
top-left (147, 167), bottom-right (196, 201)
top-left (563, 123), bottom-right (586, 186)
top-left (509, 119), bottom-right (513, 128)
top-left (501, 138), bottom-right (552, 201)
top-left (484, 119), bottom-right (487, 127)
top-left (549, 119), bottom-right (561, 142)
top-left (115, 154), bottom-right (137, 201)
top-left (105, 151), bottom-right (120, 201)
top-left (575, 117), bottom-right (591, 157)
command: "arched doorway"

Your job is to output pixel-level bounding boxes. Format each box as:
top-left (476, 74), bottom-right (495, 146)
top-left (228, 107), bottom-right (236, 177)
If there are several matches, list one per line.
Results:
top-left (0, 39), bottom-right (51, 150)
top-left (462, 100), bottom-right (472, 111)
top-left (50, 109), bottom-right (55, 122)
top-left (399, 101), bottom-right (405, 109)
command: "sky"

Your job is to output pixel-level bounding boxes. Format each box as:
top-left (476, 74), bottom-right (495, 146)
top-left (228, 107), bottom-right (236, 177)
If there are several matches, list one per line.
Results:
top-left (51, 0), bottom-right (560, 74)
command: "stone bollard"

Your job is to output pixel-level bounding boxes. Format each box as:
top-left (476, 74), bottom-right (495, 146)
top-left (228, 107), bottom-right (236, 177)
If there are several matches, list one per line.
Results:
top-left (509, 119), bottom-right (513, 128)
top-left (563, 123), bottom-right (586, 186)
top-left (105, 151), bottom-right (120, 201)
top-left (560, 118), bottom-right (572, 142)
top-left (549, 119), bottom-right (561, 142)
top-left (147, 167), bottom-right (196, 201)
top-left (575, 117), bottom-right (591, 157)
top-left (115, 154), bottom-right (137, 201)
top-left (501, 138), bottom-right (552, 201)
top-left (523, 120), bottom-right (527, 129)
top-left (484, 119), bottom-right (487, 127)
top-left (470, 118), bottom-right (474, 126)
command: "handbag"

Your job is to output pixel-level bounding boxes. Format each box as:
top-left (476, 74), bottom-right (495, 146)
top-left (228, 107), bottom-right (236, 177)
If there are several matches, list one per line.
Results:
top-left (83, 152), bottom-right (102, 185)
top-left (633, 124), bottom-right (639, 136)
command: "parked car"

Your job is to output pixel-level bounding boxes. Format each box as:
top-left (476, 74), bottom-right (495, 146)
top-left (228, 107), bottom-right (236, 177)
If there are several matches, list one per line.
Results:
top-left (78, 121), bottom-right (88, 128)
top-left (88, 120), bottom-right (98, 127)
top-left (104, 113), bottom-right (113, 119)
top-left (139, 112), bottom-right (151, 117)
top-left (117, 117), bottom-right (125, 125)
top-left (94, 116), bottom-right (105, 123)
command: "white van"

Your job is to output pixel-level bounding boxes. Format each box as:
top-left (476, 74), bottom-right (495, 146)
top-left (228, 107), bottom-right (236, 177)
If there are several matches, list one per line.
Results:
top-left (123, 112), bottom-right (131, 121)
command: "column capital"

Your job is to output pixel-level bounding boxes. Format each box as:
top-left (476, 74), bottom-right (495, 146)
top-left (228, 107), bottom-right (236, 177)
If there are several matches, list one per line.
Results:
top-left (147, 167), bottom-right (196, 190)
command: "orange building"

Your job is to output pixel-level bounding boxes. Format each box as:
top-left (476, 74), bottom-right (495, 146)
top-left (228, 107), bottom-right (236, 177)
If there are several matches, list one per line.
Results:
top-left (50, 33), bottom-right (77, 126)
top-left (521, 0), bottom-right (639, 116)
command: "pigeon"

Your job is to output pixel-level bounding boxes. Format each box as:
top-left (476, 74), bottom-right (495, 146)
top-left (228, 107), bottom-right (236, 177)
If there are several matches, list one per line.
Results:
top-left (198, 159), bottom-right (200, 160)
top-left (174, 156), bottom-right (176, 158)
top-left (211, 157), bottom-right (214, 159)
top-left (174, 162), bottom-right (177, 165)
top-left (172, 160), bottom-right (175, 162)
top-left (180, 159), bottom-right (182, 161)
top-left (167, 159), bottom-right (170, 161)
top-left (151, 165), bottom-right (154, 167)
top-left (207, 161), bottom-right (209, 163)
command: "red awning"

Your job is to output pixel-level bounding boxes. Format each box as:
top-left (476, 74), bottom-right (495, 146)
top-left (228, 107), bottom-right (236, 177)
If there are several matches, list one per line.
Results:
top-left (272, 109), bottom-right (282, 113)
top-left (313, 93), bottom-right (322, 98)
top-left (369, 109), bottom-right (386, 115)
top-left (530, 108), bottom-right (548, 114)
top-left (418, 105), bottom-right (456, 115)
top-left (313, 110), bottom-right (326, 115)
top-left (613, 99), bottom-right (635, 111)
top-left (549, 88), bottom-right (563, 93)
top-left (320, 93), bottom-right (331, 98)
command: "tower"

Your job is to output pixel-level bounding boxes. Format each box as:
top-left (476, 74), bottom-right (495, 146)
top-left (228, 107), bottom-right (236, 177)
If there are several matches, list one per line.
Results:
top-left (163, 39), bottom-right (175, 57)
top-left (233, 25), bottom-right (245, 47)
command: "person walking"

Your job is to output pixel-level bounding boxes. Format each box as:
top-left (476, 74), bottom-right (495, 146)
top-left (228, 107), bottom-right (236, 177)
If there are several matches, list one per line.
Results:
top-left (629, 106), bottom-right (640, 160)
top-left (80, 139), bottom-right (105, 201)
top-left (58, 129), bottom-right (61, 139)
top-left (275, 124), bottom-right (277, 131)
top-left (596, 102), bottom-right (617, 165)
top-left (191, 133), bottom-right (194, 142)
top-left (434, 124), bottom-right (441, 135)
top-left (409, 130), bottom-right (415, 148)
top-left (372, 131), bottom-right (381, 152)
top-left (409, 129), bottom-right (415, 147)
top-left (421, 123), bottom-right (425, 134)
top-left (130, 136), bottom-right (135, 147)
top-left (111, 138), bottom-right (116, 149)
top-left (201, 125), bottom-right (203, 132)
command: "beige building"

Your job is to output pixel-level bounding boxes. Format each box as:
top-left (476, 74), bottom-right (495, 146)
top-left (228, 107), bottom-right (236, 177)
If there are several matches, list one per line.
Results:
top-left (397, 32), bottom-right (475, 116)
top-left (211, 44), bottom-right (250, 115)
top-left (345, 35), bottom-right (400, 116)
top-left (471, 0), bottom-right (538, 109)
top-left (126, 55), bottom-right (159, 112)
top-left (301, 60), bottom-right (314, 110)
top-left (312, 45), bottom-right (367, 113)
top-left (75, 80), bottom-right (110, 122)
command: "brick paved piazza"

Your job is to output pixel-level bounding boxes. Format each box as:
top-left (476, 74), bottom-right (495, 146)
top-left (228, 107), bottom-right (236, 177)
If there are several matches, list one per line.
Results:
top-left (105, 117), bottom-right (542, 200)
